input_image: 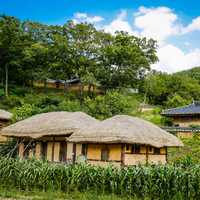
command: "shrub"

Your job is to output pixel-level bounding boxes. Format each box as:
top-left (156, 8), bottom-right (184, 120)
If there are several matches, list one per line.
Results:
top-left (84, 91), bottom-right (133, 119)
top-left (13, 104), bottom-right (40, 121)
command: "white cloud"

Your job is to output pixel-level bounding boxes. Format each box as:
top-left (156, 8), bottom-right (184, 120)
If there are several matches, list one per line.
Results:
top-left (72, 7), bottom-right (200, 73)
top-left (104, 10), bottom-right (136, 35)
top-left (73, 12), bottom-right (104, 24)
top-left (183, 16), bottom-right (200, 34)
top-left (152, 44), bottom-right (200, 73)
top-left (134, 6), bottom-right (181, 43)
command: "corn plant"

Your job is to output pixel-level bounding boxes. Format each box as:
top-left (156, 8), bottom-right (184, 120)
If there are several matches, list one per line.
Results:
top-left (0, 158), bottom-right (200, 199)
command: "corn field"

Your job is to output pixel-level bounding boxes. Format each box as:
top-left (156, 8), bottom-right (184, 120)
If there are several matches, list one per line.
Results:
top-left (0, 158), bottom-right (200, 199)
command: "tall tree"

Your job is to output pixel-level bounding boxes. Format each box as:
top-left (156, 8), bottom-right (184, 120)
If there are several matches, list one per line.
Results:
top-left (0, 15), bottom-right (23, 96)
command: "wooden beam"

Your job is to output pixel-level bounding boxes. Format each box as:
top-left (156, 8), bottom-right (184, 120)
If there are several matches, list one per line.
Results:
top-left (72, 143), bottom-right (76, 164)
top-left (52, 137), bottom-right (55, 162)
top-left (121, 144), bottom-right (125, 167)
top-left (146, 145), bottom-right (149, 165)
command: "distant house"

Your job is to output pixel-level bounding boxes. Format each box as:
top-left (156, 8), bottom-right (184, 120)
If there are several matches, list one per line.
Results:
top-left (69, 115), bottom-right (183, 166)
top-left (161, 101), bottom-right (200, 137)
top-left (139, 103), bottom-right (156, 113)
top-left (0, 109), bottom-right (13, 143)
top-left (33, 78), bottom-right (101, 94)
top-left (34, 78), bottom-right (81, 89)
top-left (1, 112), bottom-right (98, 162)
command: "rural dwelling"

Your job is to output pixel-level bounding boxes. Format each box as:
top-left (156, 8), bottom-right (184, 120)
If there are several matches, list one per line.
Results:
top-left (0, 109), bottom-right (13, 143)
top-left (139, 103), bottom-right (156, 113)
top-left (34, 78), bottom-right (80, 90)
top-left (69, 115), bottom-right (183, 166)
top-left (161, 101), bottom-right (200, 137)
top-left (0, 112), bottom-right (98, 162)
top-left (33, 78), bottom-right (99, 93)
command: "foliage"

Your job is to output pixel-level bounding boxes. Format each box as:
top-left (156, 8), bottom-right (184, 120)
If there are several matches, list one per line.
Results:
top-left (144, 70), bottom-right (200, 106)
top-left (165, 94), bottom-right (190, 108)
top-left (0, 15), bottom-right (158, 96)
top-left (0, 139), bottom-right (18, 157)
top-left (168, 136), bottom-right (200, 164)
top-left (84, 91), bottom-right (134, 119)
top-left (0, 158), bottom-right (200, 199)
top-left (13, 103), bottom-right (40, 121)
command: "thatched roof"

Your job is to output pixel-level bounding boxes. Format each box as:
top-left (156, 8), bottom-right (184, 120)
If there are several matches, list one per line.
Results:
top-left (0, 109), bottom-right (13, 120)
top-left (69, 115), bottom-right (183, 148)
top-left (1, 112), bottom-right (98, 138)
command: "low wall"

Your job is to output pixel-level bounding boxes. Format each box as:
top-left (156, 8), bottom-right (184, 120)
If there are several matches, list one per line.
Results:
top-left (124, 154), bottom-right (146, 165)
top-left (148, 155), bottom-right (166, 164)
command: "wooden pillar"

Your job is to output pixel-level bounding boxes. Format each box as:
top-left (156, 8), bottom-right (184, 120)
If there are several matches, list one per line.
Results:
top-left (72, 143), bottom-right (76, 164)
top-left (52, 137), bottom-right (55, 162)
top-left (18, 143), bottom-right (24, 159)
top-left (54, 142), bottom-right (60, 162)
top-left (146, 145), bottom-right (149, 165)
top-left (165, 147), bottom-right (168, 163)
top-left (35, 142), bottom-right (42, 159)
top-left (121, 144), bottom-right (125, 167)
top-left (67, 142), bottom-right (73, 161)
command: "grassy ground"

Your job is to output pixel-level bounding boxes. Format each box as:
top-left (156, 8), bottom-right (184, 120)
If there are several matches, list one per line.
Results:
top-left (168, 135), bottom-right (200, 164)
top-left (0, 187), bottom-right (141, 200)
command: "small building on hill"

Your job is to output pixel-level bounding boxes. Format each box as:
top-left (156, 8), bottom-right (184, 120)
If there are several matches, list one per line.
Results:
top-left (139, 103), bottom-right (156, 113)
top-left (69, 115), bottom-right (183, 166)
top-left (161, 102), bottom-right (200, 137)
top-left (1, 112), bottom-right (98, 162)
top-left (0, 109), bottom-right (13, 143)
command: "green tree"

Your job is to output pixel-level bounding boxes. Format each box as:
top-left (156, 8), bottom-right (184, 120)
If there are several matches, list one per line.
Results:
top-left (0, 15), bottom-right (23, 96)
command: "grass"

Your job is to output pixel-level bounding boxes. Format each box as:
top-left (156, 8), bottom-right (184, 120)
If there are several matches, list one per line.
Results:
top-left (0, 187), bottom-right (140, 200)
top-left (168, 135), bottom-right (200, 164)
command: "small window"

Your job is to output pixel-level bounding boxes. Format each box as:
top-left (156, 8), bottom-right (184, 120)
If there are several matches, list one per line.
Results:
top-left (126, 144), bottom-right (130, 151)
top-left (101, 148), bottom-right (109, 161)
top-left (154, 148), bottom-right (160, 155)
top-left (41, 142), bottom-right (47, 159)
top-left (59, 142), bottom-right (67, 162)
top-left (149, 146), bottom-right (153, 153)
top-left (131, 144), bottom-right (140, 154)
top-left (82, 144), bottom-right (87, 156)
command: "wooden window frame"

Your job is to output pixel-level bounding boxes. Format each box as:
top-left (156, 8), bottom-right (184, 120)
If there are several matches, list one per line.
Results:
top-left (131, 144), bottom-right (140, 154)
top-left (101, 147), bottom-right (109, 161)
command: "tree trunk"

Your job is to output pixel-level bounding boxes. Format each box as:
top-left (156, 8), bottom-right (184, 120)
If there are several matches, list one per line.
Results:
top-left (64, 80), bottom-right (68, 94)
top-left (79, 82), bottom-right (84, 104)
top-left (44, 79), bottom-right (47, 93)
top-left (5, 64), bottom-right (8, 97)
top-left (88, 84), bottom-right (92, 96)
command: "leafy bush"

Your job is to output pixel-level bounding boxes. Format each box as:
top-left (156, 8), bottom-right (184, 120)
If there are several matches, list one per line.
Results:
top-left (165, 94), bottom-right (190, 108)
top-left (0, 96), bottom-right (23, 109)
top-left (0, 88), bottom-right (4, 97)
top-left (84, 91), bottom-right (133, 119)
top-left (13, 104), bottom-right (40, 121)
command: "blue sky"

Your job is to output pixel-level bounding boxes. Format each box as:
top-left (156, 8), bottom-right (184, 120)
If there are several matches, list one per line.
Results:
top-left (1, 0), bottom-right (200, 72)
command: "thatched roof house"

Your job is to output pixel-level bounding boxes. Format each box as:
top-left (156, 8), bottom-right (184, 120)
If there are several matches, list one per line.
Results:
top-left (69, 115), bottom-right (183, 148)
top-left (69, 115), bottom-right (183, 166)
top-left (0, 109), bottom-right (13, 121)
top-left (0, 109), bottom-right (13, 143)
top-left (1, 111), bottom-right (98, 138)
top-left (0, 111), bottom-right (98, 163)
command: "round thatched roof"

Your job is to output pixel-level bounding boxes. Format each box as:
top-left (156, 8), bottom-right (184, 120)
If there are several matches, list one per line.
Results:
top-left (0, 109), bottom-right (13, 120)
top-left (1, 112), bottom-right (98, 138)
top-left (69, 115), bottom-right (183, 148)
